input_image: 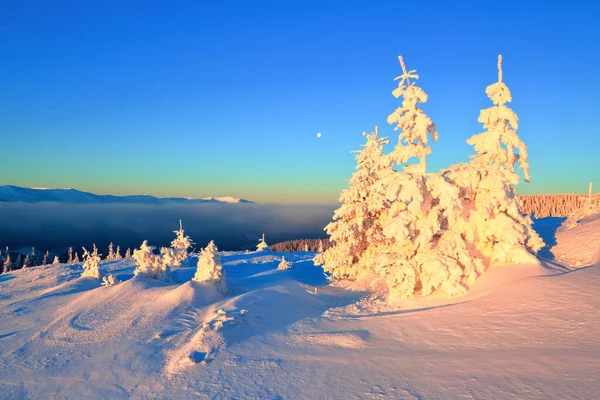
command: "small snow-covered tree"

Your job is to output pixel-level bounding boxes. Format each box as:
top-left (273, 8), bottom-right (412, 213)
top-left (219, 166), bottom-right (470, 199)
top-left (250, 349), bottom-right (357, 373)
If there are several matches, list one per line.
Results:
top-left (68, 247), bottom-right (73, 264)
top-left (52, 255), bottom-right (60, 265)
top-left (115, 246), bottom-right (121, 260)
top-left (15, 254), bottom-right (22, 269)
top-left (102, 274), bottom-right (118, 286)
top-left (81, 244), bottom-right (101, 279)
top-left (30, 247), bottom-right (37, 266)
top-left (277, 256), bottom-right (291, 270)
top-left (42, 251), bottom-right (49, 266)
top-left (193, 240), bottom-right (226, 294)
top-left (256, 234), bottom-right (269, 252)
top-left (125, 248), bottom-right (131, 258)
top-left (169, 220), bottom-right (194, 266)
top-left (133, 240), bottom-right (170, 281)
top-left (2, 255), bottom-right (11, 273)
top-left (107, 242), bottom-right (115, 260)
top-left (73, 252), bottom-right (80, 263)
top-left (23, 254), bottom-right (31, 268)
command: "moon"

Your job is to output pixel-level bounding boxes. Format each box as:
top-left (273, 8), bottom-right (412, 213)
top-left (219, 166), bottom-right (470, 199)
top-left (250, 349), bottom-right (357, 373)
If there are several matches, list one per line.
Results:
top-left (317, 132), bottom-right (321, 138)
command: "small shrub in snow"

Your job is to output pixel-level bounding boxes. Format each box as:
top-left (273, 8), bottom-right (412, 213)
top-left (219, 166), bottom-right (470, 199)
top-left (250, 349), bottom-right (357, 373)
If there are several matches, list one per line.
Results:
top-left (194, 240), bottom-right (226, 295)
top-left (133, 240), bottom-right (170, 281)
top-left (81, 244), bottom-right (101, 279)
top-left (277, 256), bottom-right (291, 270)
top-left (101, 274), bottom-right (118, 287)
top-left (256, 234), bottom-right (269, 252)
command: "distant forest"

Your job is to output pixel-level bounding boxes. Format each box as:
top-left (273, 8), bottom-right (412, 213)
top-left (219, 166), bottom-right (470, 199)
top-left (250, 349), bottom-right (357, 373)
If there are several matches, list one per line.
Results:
top-left (521, 193), bottom-right (600, 218)
top-left (270, 238), bottom-right (330, 252)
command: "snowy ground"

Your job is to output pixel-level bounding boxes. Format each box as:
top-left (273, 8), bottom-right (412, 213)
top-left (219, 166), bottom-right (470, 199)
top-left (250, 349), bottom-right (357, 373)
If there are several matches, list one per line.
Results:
top-left (1, 216), bottom-right (599, 399)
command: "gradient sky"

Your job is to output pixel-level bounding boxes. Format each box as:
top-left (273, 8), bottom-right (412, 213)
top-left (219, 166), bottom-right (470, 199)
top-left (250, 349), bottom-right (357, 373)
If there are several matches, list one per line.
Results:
top-left (1, 0), bottom-right (599, 204)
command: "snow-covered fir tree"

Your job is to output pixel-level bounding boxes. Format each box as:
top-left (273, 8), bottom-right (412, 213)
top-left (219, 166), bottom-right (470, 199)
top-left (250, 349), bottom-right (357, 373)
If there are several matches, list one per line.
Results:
top-left (2, 255), bottom-right (11, 274)
top-left (133, 240), bottom-right (170, 281)
top-left (42, 251), bottom-right (49, 266)
top-left (73, 252), bottom-right (80, 263)
top-left (315, 127), bottom-right (394, 280)
top-left (30, 247), bottom-right (37, 266)
top-left (277, 256), bottom-right (292, 270)
top-left (446, 55), bottom-right (543, 265)
top-left (15, 254), bottom-right (22, 269)
top-left (193, 240), bottom-right (226, 294)
top-left (125, 248), bottom-right (131, 259)
top-left (168, 220), bottom-right (194, 266)
top-left (81, 244), bottom-right (101, 279)
top-left (68, 247), bottom-right (73, 264)
top-left (52, 255), bottom-right (60, 265)
top-left (115, 246), bottom-right (121, 260)
top-left (107, 242), bottom-right (115, 260)
top-left (256, 234), bottom-right (269, 252)
top-left (23, 254), bottom-right (31, 268)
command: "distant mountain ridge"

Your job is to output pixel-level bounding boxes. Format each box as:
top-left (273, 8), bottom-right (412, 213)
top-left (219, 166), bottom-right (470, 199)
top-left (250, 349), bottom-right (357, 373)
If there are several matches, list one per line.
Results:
top-left (0, 185), bottom-right (254, 204)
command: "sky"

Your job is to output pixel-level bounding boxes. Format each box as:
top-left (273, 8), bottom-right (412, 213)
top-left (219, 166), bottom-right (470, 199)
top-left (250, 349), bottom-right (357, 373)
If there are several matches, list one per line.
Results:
top-left (0, 0), bottom-right (599, 204)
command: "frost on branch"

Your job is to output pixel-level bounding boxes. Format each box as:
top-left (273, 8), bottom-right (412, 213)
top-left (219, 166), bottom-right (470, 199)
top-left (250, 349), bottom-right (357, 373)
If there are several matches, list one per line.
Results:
top-left (194, 240), bottom-right (227, 295)
top-left (81, 244), bottom-right (101, 279)
top-left (133, 240), bottom-right (170, 281)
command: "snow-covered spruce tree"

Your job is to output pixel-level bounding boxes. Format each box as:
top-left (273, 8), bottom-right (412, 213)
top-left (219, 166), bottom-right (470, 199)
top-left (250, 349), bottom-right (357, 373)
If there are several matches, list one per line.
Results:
top-left (42, 251), bottom-right (49, 266)
top-left (256, 233), bottom-right (269, 252)
top-left (107, 242), bottom-right (115, 260)
top-left (52, 255), bottom-right (60, 265)
top-left (68, 247), bottom-right (73, 264)
top-left (133, 240), bottom-right (170, 281)
top-left (277, 256), bottom-right (292, 270)
top-left (15, 254), bottom-right (22, 269)
top-left (73, 252), bottom-right (80, 263)
top-left (445, 55), bottom-right (543, 265)
top-left (81, 245), bottom-right (101, 279)
top-left (23, 254), bottom-right (31, 268)
top-left (169, 220), bottom-right (194, 266)
top-left (30, 247), bottom-right (37, 266)
top-left (315, 126), bottom-right (395, 280)
top-left (115, 246), bottom-right (121, 260)
top-left (125, 248), bottom-right (131, 259)
top-left (193, 240), bottom-right (226, 294)
top-left (2, 255), bottom-right (11, 273)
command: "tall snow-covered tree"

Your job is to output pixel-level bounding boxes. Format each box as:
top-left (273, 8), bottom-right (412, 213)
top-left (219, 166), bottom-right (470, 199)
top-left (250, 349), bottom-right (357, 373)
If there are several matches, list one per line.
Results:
top-left (193, 240), bottom-right (226, 294)
top-left (15, 254), bottom-right (22, 269)
top-left (23, 254), bottom-right (31, 268)
top-left (42, 251), bottom-right (49, 266)
top-left (81, 244), bottom-right (101, 279)
top-left (30, 247), bottom-right (37, 266)
top-left (277, 256), bottom-right (292, 270)
top-left (133, 240), bottom-right (170, 281)
top-left (316, 127), bottom-right (395, 280)
top-left (446, 55), bottom-right (543, 265)
top-left (52, 255), bottom-right (60, 265)
top-left (115, 246), bottom-right (122, 260)
top-left (256, 234), bottom-right (269, 252)
top-left (68, 247), bottom-right (73, 264)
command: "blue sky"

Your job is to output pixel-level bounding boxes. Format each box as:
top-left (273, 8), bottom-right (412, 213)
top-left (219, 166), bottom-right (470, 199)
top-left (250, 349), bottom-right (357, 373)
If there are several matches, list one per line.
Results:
top-left (1, 0), bottom-right (598, 203)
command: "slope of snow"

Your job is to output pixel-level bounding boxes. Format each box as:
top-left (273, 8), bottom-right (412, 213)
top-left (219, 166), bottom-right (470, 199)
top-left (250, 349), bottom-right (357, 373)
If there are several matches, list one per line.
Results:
top-left (0, 216), bottom-right (599, 399)
top-left (0, 185), bottom-right (254, 204)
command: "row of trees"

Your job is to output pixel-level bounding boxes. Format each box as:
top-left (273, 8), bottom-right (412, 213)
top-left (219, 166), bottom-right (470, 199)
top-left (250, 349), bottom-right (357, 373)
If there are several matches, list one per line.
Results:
top-left (269, 238), bottom-right (329, 253)
top-left (521, 190), bottom-right (600, 218)
top-left (315, 55), bottom-right (544, 299)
